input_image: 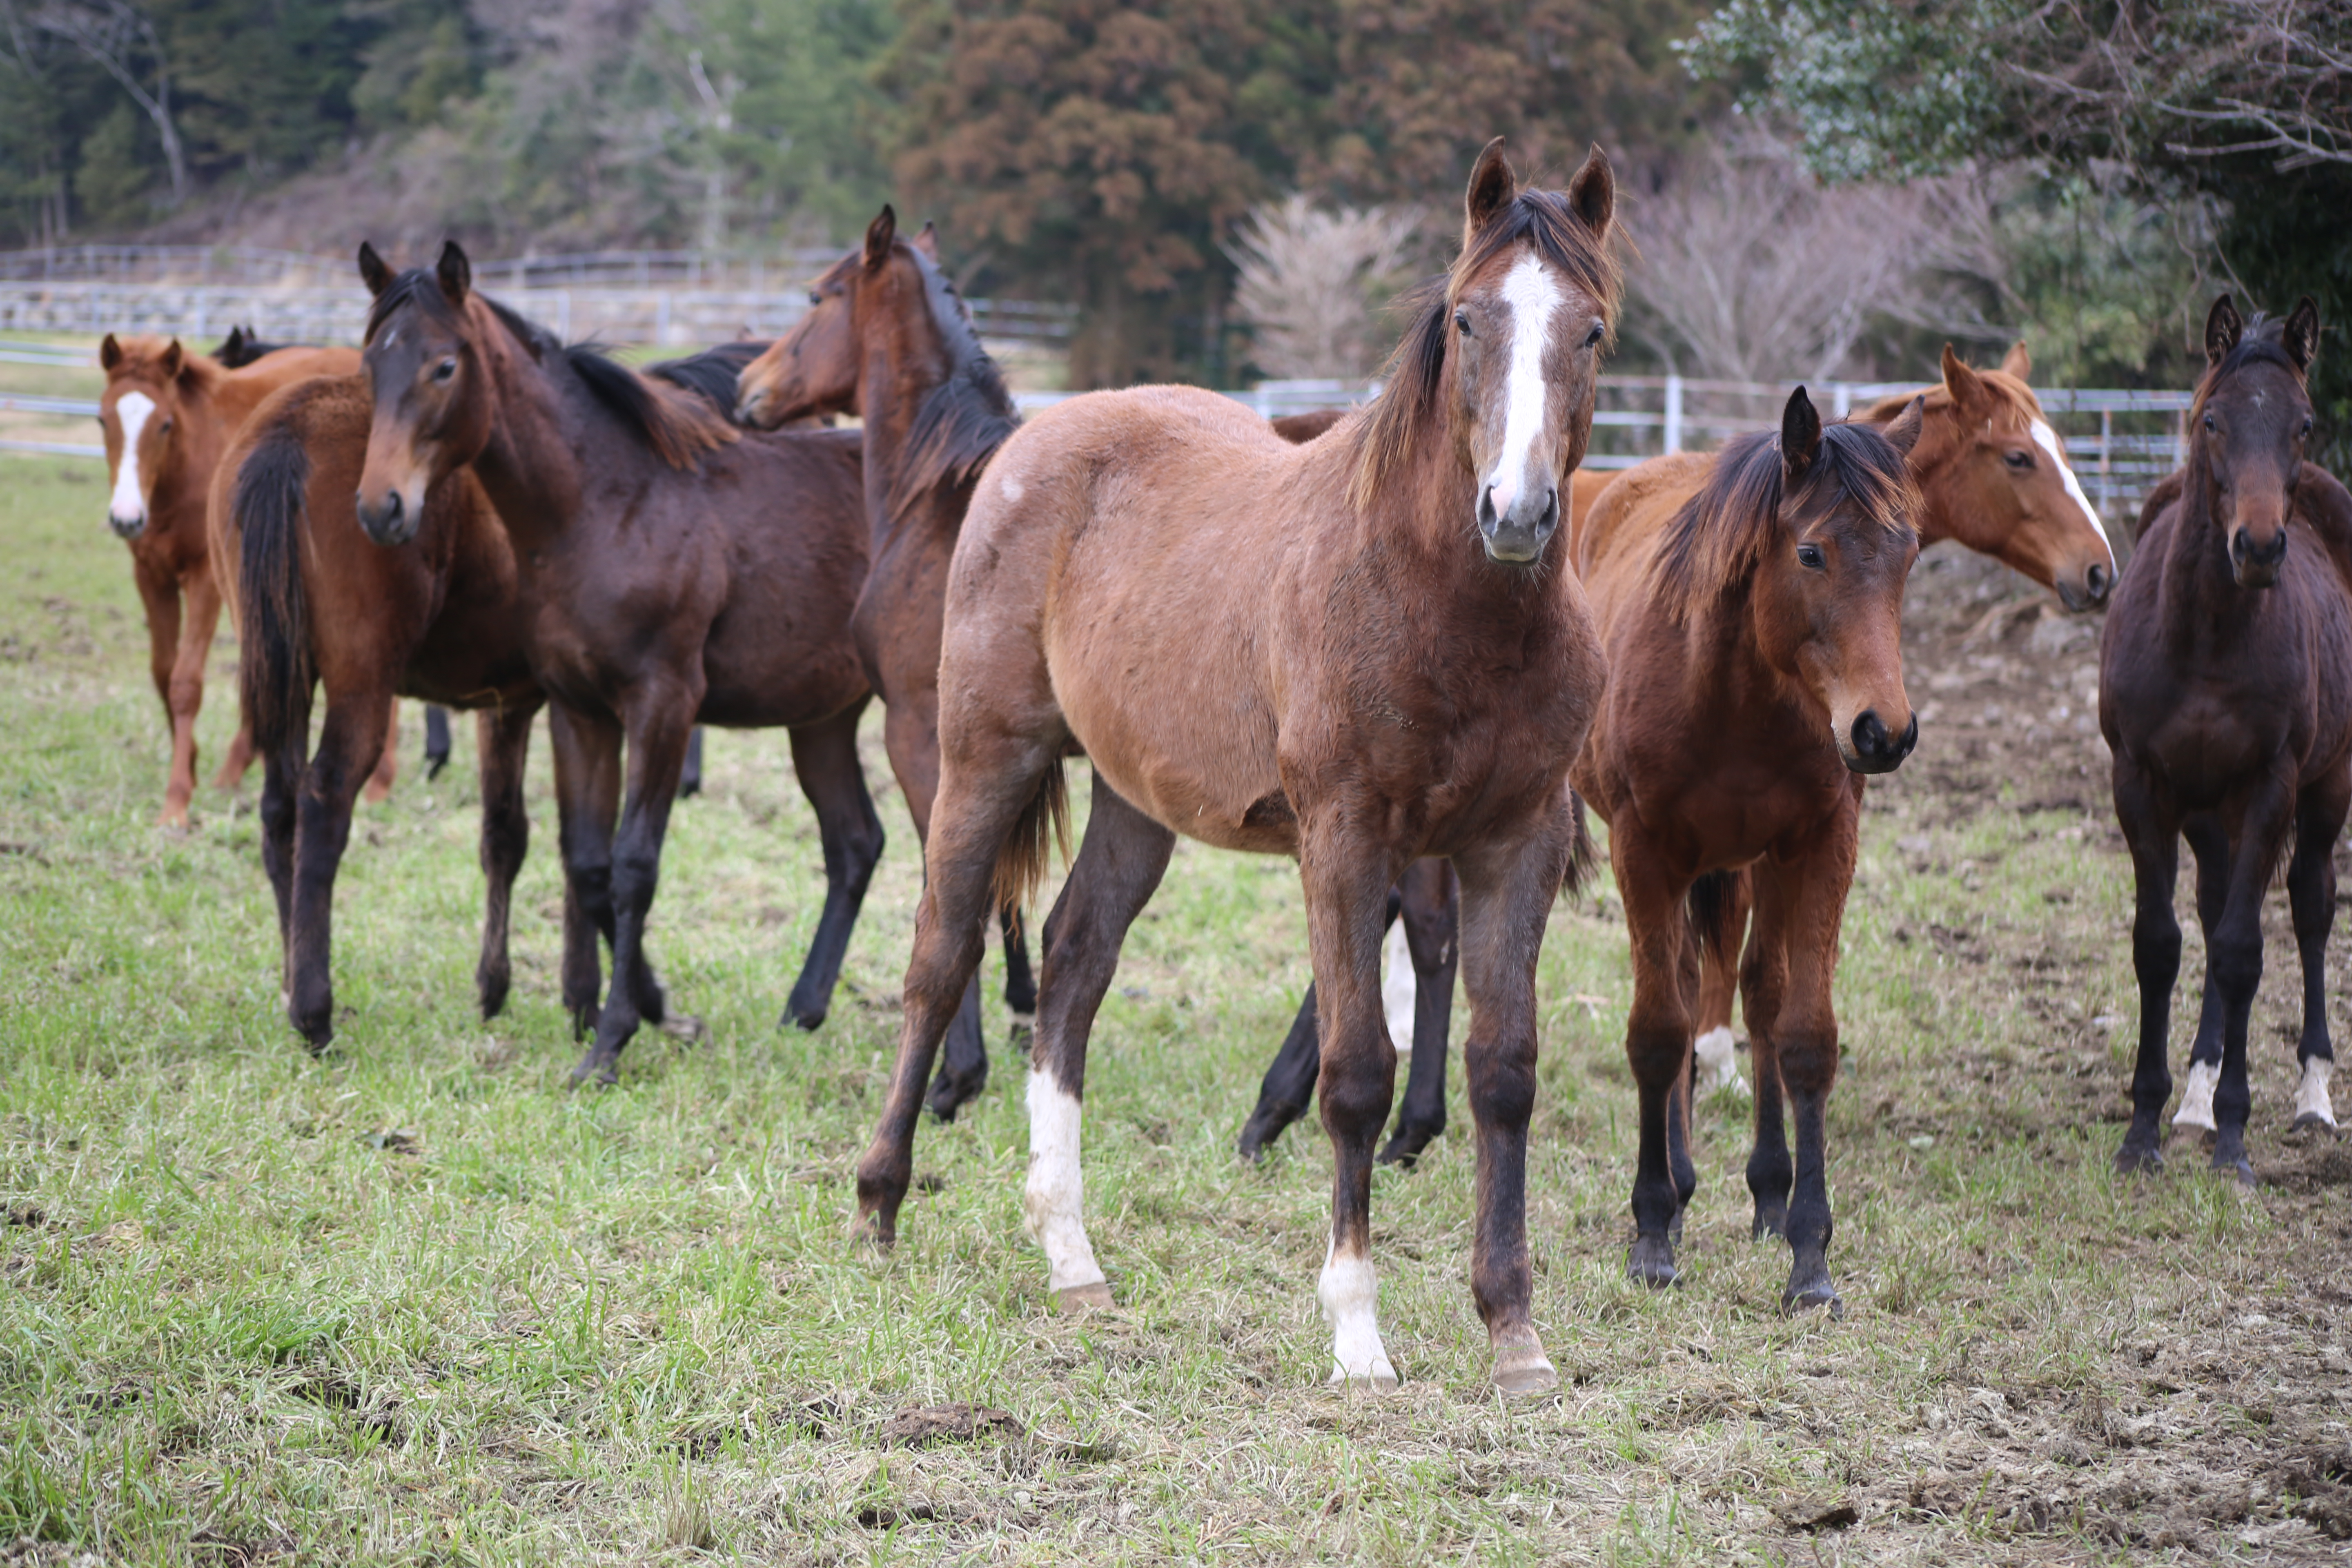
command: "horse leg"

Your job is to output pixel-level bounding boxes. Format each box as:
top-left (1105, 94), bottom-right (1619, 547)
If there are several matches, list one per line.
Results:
top-left (853, 732), bottom-right (1064, 1245)
top-left (678, 727), bottom-right (704, 799)
top-left (878, 697), bottom-right (992, 1123)
top-left (1692, 868), bottom-right (1752, 1093)
top-left (1741, 871), bottom-right (1793, 1239)
top-left (1454, 810), bottom-right (1578, 1393)
top-left (472, 702), bottom-right (537, 1021)
top-left (1238, 884), bottom-right (1401, 1161)
top-left (2287, 774), bottom-right (2349, 1130)
top-left (423, 705), bottom-right (453, 781)
top-left (132, 556), bottom-right (179, 752)
top-left (1759, 808), bottom-right (1860, 1315)
top-left (1379, 857), bottom-right (1460, 1167)
top-left (1022, 776), bottom-right (1175, 1310)
top-left (2172, 814), bottom-right (2232, 1140)
top-left (1611, 825), bottom-right (1695, 1287)
top-left (569, 690), bottom-right (698, 1087)
top-left (161, 562), bottom-right (220, 828)
top-left (2113, 765), bottom-right (2183, 1173)
top-left (258, 734), bottom-right (300, 995)
top-left (286, 683), bottom-right (394, 1051)
top-left (212, 723), bottom-right (256, 791)
top-left (2205, 779), bottom-right (2295, 1185)
top-left (1297, 802), bottom-right (1404, 1389)
top-left (364, 697), bottom-right (399, 803)
top-left (780, 700), bottom-right (885, 1031)
top-left (550, 703), bottom-right (624, 1038)
top-left (1001, 904), bottom-right (1038, 1040)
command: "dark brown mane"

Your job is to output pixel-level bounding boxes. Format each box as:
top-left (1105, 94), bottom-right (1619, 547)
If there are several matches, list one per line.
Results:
top-left (886, 243), bottom-right (1020, 520)
top-left (1651, 421), bottom-right (1920, 623)
top-left (1350, 185), bottom-right (1622, 511)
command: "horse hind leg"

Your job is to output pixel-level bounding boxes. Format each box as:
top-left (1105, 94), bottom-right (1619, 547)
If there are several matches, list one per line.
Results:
top-left (1000, 904), bottom-right (1038, 1040)
top-left (549, 704), bottom-right (624, 1038)
top-left (423, 705), bottom-right (453, 781)
top-left (570, 694), bottom-right (698, 1087)
top-left (2171, 814), bottom-right (2232, 1143)
top-left (363, 697), bottom-right (399, 803)
top-left (1691, 868), bottom-right (1752, 1095)
top-left (2287, 776), bottom-right (2348, 1130)
top-left (286, 687), bottom-right (394, 1051)
top-left (1238, 883), bottom-right (1403, 1162)
top-left (472, 703), bottom-right (537, 1021)
top-left (1021, 776), bottom-right (1174, 1310)
top-left (780, 702), bottom-right (884, 1031)
top-left (1379, 858), bottom-right (1460, 1167)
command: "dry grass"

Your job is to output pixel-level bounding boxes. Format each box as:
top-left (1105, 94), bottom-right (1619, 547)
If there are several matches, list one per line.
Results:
top-left (1, 447), bottom-right (2348, 1564)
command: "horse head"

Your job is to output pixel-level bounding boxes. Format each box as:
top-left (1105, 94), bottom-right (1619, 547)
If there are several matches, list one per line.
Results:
top-left (2195, 293), bottom-right (2320, 590)
top-left (354, 240), bottom-right (494, 547)
top-left (97, 333), bottom-right (196, 540)
top-left (734, 208), bottom-right (937, 429)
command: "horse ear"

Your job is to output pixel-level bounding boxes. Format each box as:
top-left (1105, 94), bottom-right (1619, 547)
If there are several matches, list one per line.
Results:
top-left (436, 241), bottom-right (471, 306)
top-left (2204, 293), bottom-right (2243, 366)
top-left (1565, 144), bottom-right (1613, 239)
top-left (357, 241), bottom-right (393, 298)
top-left (1882, 394), bottom-right (1927, 459)
top-left (911, 220), bottom-right (941, 263)
top-left (1780, 385), bottom-right (1822, 482)
top-left (1939, 343), bottom-right (1987, 409)
top-left (1463, 137), bottom-right (1515, 242)
top-left (100, 333), bottom-right (121, 371)
top-left (2285, 295), bottom-right (2321, 375)
top-left (864, 205), bottom-right (897, 273)
top-left (1998, 340), bottom-right (2031, 380)
top-left (159, 339), bottom-right (183, 380)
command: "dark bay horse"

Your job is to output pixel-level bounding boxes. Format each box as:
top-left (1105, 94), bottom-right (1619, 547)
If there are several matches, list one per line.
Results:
top-left (354, 243), bottom-right (883, 1084)
top-left (96, 333), bottom-right (360, 824)
top-left (853, 140), bottom-right (1617, 1393)
top-left (2103, 296), bottom-right (2351, 1180)
top-left (1572, 388), bottom-right (1924, 1314)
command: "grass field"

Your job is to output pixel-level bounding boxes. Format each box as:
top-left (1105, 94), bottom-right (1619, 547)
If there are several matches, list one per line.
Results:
top-left (2, 448), bottom-right (2349, 1566)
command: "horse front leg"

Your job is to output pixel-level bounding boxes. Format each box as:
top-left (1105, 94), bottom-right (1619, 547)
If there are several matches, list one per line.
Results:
top-left (549, 703), bottom-right (624, 1038)
top-left (780, 700), bottom-right (884, 1030)
top-left (1740, 876), bottom-right (1792, 1238)
top-left (2204, 777), bottom-right (2295, 1184)
top-left (472, 702), bottom-right (538, 1021)
top-left (1454, 809), bottom-right (1576, 1392)
top-left (286, 684), bottom-right (394, 1051)
top-left (1379, 857), bottom-right (1460, 1167)
top-left (2287, 774), bottom-right (2349, 1130)
top-left (162, 561), bottom-right (221, 827)
top-left (1297, 803), bottom-right (1404, 1389)
top-left (1610, 824), bottom-right (1696, 1288)
top-left (2112, 765), bottom-right (2182, 1172)
top-left (2172, 813), bottom-right (2232, 1140)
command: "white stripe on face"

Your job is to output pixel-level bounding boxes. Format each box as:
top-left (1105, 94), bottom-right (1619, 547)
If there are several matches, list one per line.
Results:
top-left (109, 391), bottom-right (155, 528)
top-left (2030, 419), bottom-right (2112, 553)
top-left (1484, 254), bottom-right (1564, 521)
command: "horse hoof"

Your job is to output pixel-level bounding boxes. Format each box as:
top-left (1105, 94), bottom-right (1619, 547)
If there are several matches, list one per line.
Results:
top-left (1627, 1237), bottom-right (1678, 1290)
top-left (2211, 1154), bottom-right (2256, 1188)
top-left (926, 1069), bottom-right (986, 1123)
top-left (1328, 1366), bottom-right (1401, 1393)
top-left (1492, 1337), bottom-right (1557, 1395)
top-left (1752, 1209), bottom-right (1788, 1243)
top-left (2113, 1141), bottom-right (2165, 1175)
top-left (781, 1004), bottom-right (825, 1032)
top-left (1236, 1107), bottom-right (1298, 1164)
top-left (1782, 1283), bottom-right (1844, 1319)
top-left (568, 1055), bottom-right (619, 1089)
top-left (656, 1013), bottom-right (706, 1044)
top-left (2290, 1110), bottom-right (2341, 1134)
top-left (1054, 1281), bottom-right (1114, 1313)
top-left (1375, 1128), bottom-right (1437, 1168)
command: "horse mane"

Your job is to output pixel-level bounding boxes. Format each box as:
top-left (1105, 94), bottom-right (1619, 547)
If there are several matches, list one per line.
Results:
top-left (1650, 421), bottom-right (1920, 623)
top-left (648, 340), bottom-right (769, 417)
top-left (365, 269), bottom-right (737, 469)
top-left (886, 244), bottom-right (1020, 519)
top-left (1350, 185), bottom-right (1622, 511)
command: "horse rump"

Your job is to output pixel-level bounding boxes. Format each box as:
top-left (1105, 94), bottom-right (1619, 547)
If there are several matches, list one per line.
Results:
top-left (234, 428), bottom-right (316, 762)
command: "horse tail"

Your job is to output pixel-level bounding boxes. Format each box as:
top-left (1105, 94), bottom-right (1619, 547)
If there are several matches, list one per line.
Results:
top-left (1559, 789), bottom-right (1599, 899)
top-left (1684, 867), bottom-right (1744, 965)
top-left (992, 759), bottom-right (1070, 917)
top-left (235, 427), bottom-right (314, 762)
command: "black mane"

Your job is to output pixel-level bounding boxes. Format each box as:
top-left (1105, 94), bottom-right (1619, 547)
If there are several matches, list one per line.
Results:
top-left (649, 340), bottom-right (771, 419)
top-left (884, 244), bottom-right (1020, 518)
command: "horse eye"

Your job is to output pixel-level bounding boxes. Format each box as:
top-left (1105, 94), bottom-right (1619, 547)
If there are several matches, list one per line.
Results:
top-left (1454, 310), bottom-right (1472, 337)
top-left (1797, 543), bottom-right (1826, 571)
top-left (2203, 413), bottom-right (2217, 433)
top-left (2302, 417), bottom-right (2314, 438)
top-left (1583, 321), bottom-right (1605, 347)
top-left (433, 358), bottom-right (457, 383)
top-left (2003, 449), bottom-right (2031, 469)
top-left (808, 291), bottom-right (823, 306)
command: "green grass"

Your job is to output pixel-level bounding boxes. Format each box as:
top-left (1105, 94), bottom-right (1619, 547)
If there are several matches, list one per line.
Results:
top-left (2, 453), bottom-right (2348, 1564)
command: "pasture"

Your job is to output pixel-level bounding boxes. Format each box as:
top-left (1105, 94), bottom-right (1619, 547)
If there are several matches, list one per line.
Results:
top-left (2, 434), bottom-right (2349, 1568)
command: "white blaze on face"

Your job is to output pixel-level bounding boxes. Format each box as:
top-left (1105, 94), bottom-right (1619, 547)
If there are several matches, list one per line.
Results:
top-left (109, 391), bottom-right (156, 528)
top-left (2173, 1058), bottom-right (2221, 1132)
top-left (2295, 1056), bottom-right (2336, 1128)
top-left (1319, 1236), bottom-right (1397, 1388)
top-left (1381, 922), bottom-right (1414, 1054)
top-left (1483, 254), bottom-right (1564, 522)
top-left (2029, 419), bottom-right (2113, 557)
top-left (1023, 1069), bottom-right (1105, 1295)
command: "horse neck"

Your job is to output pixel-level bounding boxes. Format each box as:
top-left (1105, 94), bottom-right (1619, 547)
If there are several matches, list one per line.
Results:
top-left (2156, 436), bottom-right (2253, 638)
top-left (854, 304), bottom-right (954, 546)
top-left (465, 320), bottom-right (598, 553)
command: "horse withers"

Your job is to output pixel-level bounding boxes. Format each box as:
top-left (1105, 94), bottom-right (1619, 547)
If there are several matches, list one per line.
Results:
top-left (852, 140), bottom-right (1617, 1394)
top-left (2103, 296), bottom-right (2352, 1181)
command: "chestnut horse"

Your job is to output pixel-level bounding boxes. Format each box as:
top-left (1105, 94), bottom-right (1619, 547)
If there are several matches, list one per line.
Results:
top-left (854, 140), bottom-right (1616, 1393)
top-left (355, 243), bottom-right (882, 1085)
top-left (1237, 342), bottom-right (2116, 1154)
top-left (2103, 296), bottom-right (2352, 1181)
top-left (96, 333), bottom-right (359, 824)
top-left (1572, 388), bottom-right (1924, 1314)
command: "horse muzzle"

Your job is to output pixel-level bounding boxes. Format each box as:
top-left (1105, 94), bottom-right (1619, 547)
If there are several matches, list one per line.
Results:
top-left (1478, 483), bottom-right (1559, 565)
top-left (734, 385), bottom-right (772, 428)
top-left (2054, 559), bottom-right (2113, 612)
top-left (1839, 708), bottom-right (1918, 775)
top-left (2230, 525), bottom-right (2286, 588)
top-left (355, 486), bottom-right (421, 548)
top-left (107, 509), bottom-right (147, 541)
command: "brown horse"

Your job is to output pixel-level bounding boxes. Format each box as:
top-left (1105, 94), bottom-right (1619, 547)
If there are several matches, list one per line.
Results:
top-left (853, 140), bottom-right (1616, 1393)
top-left (354, 243), bottom-right (883, 1085)
top-left (96, 333), bottom-right (360, 824)
top-left (1572, 387), bottom-right (1924, 1313)
top-left (2103, 296), bottom-right (2352, 1181)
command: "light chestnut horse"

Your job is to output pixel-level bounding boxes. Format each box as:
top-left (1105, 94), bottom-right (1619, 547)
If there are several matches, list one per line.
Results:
top-left (854, 139), bottom-right (1617, 1393)
top-left (96, 334), bottom-right (363, 823)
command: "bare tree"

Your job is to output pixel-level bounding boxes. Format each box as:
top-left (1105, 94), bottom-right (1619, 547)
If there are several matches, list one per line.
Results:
top-left (1226, 197), bottom-right (1422, 381)
top-left (30, 0), bottom-right (184, 203)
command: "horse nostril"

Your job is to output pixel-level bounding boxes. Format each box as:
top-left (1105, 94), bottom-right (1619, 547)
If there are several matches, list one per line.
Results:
top-left (1895, 713), bottom-right (1919, 757)
top-left (1851, 710), bottom-right (1888, 756)
top-left (2086, 563), bottom-right (2111, 600)
top-left (1477, 486), bottom-right (1499, 529)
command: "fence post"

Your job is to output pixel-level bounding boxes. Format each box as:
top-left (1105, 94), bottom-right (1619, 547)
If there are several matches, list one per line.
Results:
top-left (2099, 408), bottom-right (2112, 514)
top-left (657, 291), bottom-right (672, 345)
top-left (1833, 383), bottom-right (1851, 418)
top-left (1663, 374), bottom-right (1683, 455)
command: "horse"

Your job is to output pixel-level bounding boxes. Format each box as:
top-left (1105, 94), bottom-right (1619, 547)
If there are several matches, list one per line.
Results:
top-left (96, 332), bottom-right (363, 824)
top-left (213, 325), bottom-right (294, 369)
top-left (354, 242), bottom-right (885, 1085)
top-left (849, 139), bottom-right (1617, 1394)
top-left (1236, 341), bottom-right (2116, 1156)
top-left (1570, 386), bottom-right (1925, 1314)
top-left (2101, 296), bottom-right (2351, 1182)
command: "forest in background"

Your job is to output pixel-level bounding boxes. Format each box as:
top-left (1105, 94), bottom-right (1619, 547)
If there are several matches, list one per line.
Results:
top-left (0, 0), bottom-right (2342, 438)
